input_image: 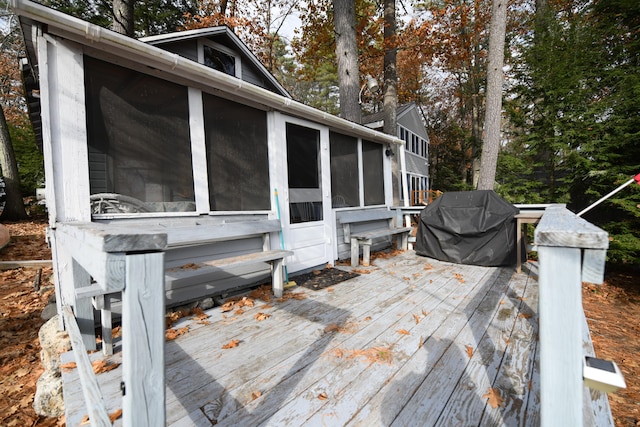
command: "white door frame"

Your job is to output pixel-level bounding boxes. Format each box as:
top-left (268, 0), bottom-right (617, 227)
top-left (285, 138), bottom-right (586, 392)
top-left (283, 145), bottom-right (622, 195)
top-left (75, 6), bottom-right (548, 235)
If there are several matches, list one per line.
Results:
top-left (268, 112), bottom-right (334, 273)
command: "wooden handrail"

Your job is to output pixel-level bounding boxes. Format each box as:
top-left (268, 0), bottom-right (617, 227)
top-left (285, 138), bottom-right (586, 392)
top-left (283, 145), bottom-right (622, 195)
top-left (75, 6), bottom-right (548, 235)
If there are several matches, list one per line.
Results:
top-left (62, 305), bottom-right (112, 427)
top-left (534, 205), bottom-right (610, 426)
top-left (57, 222), bottom-right (167, 427)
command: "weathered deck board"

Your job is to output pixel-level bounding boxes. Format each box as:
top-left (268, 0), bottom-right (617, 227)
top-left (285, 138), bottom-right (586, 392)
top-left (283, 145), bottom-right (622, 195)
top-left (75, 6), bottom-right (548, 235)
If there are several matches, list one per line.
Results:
top-left (59, 252), bottom-right (610, 427)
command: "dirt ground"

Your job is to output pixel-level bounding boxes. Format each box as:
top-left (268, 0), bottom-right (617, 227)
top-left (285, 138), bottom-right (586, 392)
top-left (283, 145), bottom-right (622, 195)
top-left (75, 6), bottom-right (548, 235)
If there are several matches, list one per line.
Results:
top-left (0, 219), bottom-right (637, 426)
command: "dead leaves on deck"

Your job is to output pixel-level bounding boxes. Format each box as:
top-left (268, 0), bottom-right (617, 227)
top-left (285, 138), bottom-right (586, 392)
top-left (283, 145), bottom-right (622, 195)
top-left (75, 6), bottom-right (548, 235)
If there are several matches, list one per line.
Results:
top-left (465, 345), bottom-right (474, 358)
top-left (80, 408), bottom-right (122, 425)
top-left (222, 339), bottom-right (240, 349)
top-left (254, 312), bottom-right (271, 321)
top-left (323, 320), bottom-right (361, 335)
top-left (161, 286), bottom-right (306, 342)
top-left (483, 387), bottom-right (505, 409)
top-left (91, 359), bottom-right (120, 374)
top-left (331, 346), bottom-right (395, 365)
top-left (165, 326), bottom-right (189, 341)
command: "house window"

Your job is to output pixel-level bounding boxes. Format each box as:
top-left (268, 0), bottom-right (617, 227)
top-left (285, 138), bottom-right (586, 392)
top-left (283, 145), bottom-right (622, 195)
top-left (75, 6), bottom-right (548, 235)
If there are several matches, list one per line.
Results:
top-left (202, 93), bottom-right (270, 211)
top-left (199, 41), bottom-right (241, 78)
top-left (84, 56), bottom-right (195, 213)
top-left (362, 140), bottom-right (385, 206)
top-left (329, 132), bottom-right (359, 207)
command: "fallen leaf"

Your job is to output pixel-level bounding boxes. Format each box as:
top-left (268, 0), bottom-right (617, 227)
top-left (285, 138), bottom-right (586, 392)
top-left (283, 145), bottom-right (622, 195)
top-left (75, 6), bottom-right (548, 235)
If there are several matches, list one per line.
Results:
top-left (332, 348), bottom-right (345, 358)
top-left (166, 309), bottom-right (189, 328)
top-left (254, 312), bottom-right (271, 321)
top-left (483, 387), bottom-right (504, 409)
top-left (221, 301), bottom-right (235, 312)
top-left (423, 263), bottom-right (433, 270)
top-left (61, 362), bottom-right (77, 372)
top-left (341, 346), bottom-right (394, 365)
top-left (192, 309), bottom-right (209, 321)
top-left (222, 339), bottom-right (240, 349)
top-left (519, 312), bottom-right (532, 319)
top-left (19, 394), bottom-right (33, 408)
top-left (80, 414), bottom-right (90, 425)
top-left (422, 310), bottom-right (429, 317)
top-left (251, 391), bottom-right (262, 400)
top-left (324, 323), bottom-right (340, 333)
top-left (397, 329), bottom-right (410, 335)
top-left (165, 326), bottom-right (189, 341)
top-left (318, 392), bottom-right (328, 400)
top-left (14, 367), bottom-right (30, 378)
top-left (109, 409), bottom-right (123, 422)
top-left (413, 313), bottom-right (421, 324)
top-left (454, 273), bottom-right (465, 283)
top-left (465, 345), bottom-right (474, 358)
top-left (92, 359), bottom-right (120, 374)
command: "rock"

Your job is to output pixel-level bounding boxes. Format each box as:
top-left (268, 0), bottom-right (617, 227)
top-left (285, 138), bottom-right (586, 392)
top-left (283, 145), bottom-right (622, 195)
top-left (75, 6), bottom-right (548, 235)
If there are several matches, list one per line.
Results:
top-left (196, 297), bottom-right (215, 310)
top-left (33, 369), bottom-right (64, 417)
top-left (41, 303), bottom-right (57, 321)
top-left (34, 315), bottom-right (70, 417)
top-left (38, 315), bottom-right (71, 372)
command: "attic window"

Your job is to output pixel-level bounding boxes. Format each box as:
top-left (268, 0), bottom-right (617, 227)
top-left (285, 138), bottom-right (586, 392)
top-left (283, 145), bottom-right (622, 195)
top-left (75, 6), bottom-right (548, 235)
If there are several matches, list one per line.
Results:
top-left (199, 41), bottom-right (241, 78)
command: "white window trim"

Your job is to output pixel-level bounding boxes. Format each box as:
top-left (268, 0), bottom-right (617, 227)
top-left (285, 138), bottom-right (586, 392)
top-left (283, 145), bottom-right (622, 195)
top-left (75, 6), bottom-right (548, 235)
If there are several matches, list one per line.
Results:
top-left (197, 39), bottom-right (242, 79)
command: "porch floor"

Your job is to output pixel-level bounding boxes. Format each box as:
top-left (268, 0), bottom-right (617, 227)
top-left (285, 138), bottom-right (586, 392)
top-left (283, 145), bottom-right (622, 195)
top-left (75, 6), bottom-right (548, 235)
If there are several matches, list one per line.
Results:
top-left (61, 252), bottom-right (543, 426)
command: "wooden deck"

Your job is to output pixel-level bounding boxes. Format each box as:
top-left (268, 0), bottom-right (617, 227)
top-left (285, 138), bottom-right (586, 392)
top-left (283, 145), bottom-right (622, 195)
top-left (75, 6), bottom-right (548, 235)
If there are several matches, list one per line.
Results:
top-left (61, 251), bottom-right (543, 426)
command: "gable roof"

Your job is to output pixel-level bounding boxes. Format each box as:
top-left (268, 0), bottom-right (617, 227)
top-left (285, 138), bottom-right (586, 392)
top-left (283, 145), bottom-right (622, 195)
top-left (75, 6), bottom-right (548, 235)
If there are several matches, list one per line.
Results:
top-left (140, 26), bottom-right (291, 98)
top-left (13, 0), bottom-right (402, 150)
top-left (361, 103), bottom-right (417, 127)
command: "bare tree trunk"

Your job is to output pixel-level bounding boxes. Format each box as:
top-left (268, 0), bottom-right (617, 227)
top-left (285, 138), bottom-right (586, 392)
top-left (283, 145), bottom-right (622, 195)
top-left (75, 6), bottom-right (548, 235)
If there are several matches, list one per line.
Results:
top-left (477, 0), bottom-right (508, 190)
top-left (0, 105), bottom-right (27, 221)
top-left (333, 0), bottom-right (361, 123)
top-left (383, 0), bottom-right (400, 205)
top-left (112, 0), bottom-right (135, 37)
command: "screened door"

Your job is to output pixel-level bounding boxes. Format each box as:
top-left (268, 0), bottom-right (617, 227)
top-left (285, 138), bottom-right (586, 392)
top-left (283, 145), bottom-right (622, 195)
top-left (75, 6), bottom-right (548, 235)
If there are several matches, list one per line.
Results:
top-left (280, 118), bottom-right (333, 272)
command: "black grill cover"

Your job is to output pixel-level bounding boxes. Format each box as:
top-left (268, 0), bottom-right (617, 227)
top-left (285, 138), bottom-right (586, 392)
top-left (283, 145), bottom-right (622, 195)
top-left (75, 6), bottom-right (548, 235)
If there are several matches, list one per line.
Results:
top-left (415, 190), bottom-right (519, 266)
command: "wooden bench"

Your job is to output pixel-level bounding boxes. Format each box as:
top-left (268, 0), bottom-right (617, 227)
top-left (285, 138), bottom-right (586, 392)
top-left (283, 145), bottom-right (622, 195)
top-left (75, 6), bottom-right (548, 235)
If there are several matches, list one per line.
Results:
top-left (338, 209), bottom-right (412, 267)
top-left (66, 218), bottom-right (292, 355)
top-left (162, 219), bottom-right (292, 300)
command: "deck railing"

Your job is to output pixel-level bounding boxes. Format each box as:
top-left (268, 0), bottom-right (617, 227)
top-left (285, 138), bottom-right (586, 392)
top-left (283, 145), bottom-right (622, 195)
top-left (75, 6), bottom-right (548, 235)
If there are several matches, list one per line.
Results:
top-left (54, 222), bottom-right (167, 427)
top-left (534, 204), bottom-right (611, 426)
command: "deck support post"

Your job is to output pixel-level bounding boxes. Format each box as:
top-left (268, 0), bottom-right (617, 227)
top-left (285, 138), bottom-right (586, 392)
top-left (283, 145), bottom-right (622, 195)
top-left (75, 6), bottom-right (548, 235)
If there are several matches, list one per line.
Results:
top-left (121, 251), bottom-right (165, 427)
top-left (71, 259), bottom-right (96, 351)
top-left (537, 245), bottom-right (583, 426)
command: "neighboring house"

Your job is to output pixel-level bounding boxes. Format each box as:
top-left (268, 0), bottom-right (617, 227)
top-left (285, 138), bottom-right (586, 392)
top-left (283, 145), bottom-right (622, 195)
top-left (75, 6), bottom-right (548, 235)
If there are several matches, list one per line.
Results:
top-left (363, 103), bottom-right (430, 205)
top-left (14, 0), bottom-right (407, 307)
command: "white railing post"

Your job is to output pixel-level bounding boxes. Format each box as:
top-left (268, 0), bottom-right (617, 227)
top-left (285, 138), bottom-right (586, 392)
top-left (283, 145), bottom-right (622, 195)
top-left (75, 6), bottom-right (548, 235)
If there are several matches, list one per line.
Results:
top-left (122, 251), bottom-right (166, 427)
top-left (537, 245), bottom-right (584, 425)
top-left (534, 205), bottom-right (609, 426)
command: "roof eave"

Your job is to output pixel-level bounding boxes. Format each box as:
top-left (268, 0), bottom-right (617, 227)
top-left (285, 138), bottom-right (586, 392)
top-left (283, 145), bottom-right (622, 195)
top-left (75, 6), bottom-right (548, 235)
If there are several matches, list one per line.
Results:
top-left (11, 0), bottom-right (402, 146)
